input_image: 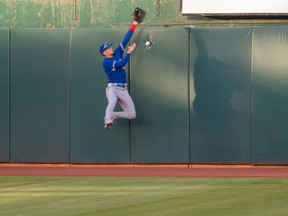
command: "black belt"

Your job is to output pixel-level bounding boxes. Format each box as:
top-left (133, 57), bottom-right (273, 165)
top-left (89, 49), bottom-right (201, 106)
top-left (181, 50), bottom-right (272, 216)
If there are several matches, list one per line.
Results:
top-left (108, 83), bottom-right (127, 88)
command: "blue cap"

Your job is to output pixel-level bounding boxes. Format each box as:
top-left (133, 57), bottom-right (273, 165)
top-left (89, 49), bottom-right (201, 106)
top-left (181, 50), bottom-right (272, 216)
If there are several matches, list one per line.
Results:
top-left (99, 42), bottom-right (113, 55)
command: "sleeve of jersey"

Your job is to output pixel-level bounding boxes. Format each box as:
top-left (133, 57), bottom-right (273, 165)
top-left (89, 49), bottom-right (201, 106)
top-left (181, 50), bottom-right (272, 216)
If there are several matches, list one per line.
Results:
top-left (120, 24), bottom-right (137, 49)
top-left (112, 53), bottom-right (131, 68)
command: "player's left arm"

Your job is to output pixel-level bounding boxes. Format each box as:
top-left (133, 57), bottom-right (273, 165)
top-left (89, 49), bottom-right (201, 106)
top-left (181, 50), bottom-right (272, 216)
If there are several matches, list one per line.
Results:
top-left (116, 21), bottom-right (138, 54)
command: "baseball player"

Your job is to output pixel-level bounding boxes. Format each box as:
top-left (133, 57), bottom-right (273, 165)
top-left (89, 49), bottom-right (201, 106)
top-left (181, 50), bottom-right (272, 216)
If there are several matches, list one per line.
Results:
top-left (99, 8), bottom-right (146, 130)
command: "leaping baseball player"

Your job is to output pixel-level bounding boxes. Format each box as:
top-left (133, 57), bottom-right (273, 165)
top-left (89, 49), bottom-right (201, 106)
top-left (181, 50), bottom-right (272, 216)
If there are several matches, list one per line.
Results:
top-left (99, 7), bottom-right (146, 130)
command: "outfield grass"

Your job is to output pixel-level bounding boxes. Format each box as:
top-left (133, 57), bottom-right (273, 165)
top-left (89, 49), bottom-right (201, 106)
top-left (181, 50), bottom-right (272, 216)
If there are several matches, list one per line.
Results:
top-left (0, 176), bottom-right (287, 216)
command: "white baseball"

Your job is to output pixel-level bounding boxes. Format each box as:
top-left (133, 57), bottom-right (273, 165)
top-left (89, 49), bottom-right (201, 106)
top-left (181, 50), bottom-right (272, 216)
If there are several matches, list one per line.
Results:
top-left (145, 41), bottom-right (151, 46)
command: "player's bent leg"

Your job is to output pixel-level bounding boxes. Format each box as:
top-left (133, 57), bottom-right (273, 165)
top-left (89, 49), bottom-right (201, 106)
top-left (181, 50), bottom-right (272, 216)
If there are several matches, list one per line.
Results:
top-left (114, 110), bottom-right (136, 120)
top-left (104, 88), bottom-right (118, 129)
top-left (117, 90), bottom-right (136, 120)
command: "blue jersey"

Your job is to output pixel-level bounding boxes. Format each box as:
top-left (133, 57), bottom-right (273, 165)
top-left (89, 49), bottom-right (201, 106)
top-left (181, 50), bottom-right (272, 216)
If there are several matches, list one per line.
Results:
top-left (102, 29), bottom-right (134, 84)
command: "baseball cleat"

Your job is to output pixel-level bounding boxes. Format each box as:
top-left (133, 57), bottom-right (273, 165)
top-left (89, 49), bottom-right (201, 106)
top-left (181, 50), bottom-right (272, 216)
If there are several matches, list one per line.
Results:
top-left (104, 121), bottom-right (113, 130)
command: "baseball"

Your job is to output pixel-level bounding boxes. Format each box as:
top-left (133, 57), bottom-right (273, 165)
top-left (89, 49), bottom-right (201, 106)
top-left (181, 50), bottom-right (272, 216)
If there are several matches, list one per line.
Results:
top-left (145, 41), bottom-right (151, 46)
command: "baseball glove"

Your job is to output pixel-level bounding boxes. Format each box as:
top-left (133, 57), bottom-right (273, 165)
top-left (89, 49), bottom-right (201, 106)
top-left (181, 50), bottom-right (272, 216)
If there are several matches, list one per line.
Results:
top-left (133, 7), bottom-right (146, 24)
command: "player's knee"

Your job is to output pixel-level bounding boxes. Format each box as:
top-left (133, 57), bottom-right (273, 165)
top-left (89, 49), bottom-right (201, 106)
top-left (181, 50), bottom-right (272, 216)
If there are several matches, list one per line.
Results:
top-left (129, 112), bottom-right (136, 120)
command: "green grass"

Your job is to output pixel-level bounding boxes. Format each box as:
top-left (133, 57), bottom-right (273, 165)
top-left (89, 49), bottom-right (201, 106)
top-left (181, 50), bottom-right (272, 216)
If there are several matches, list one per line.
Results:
top-left (0, 177), bottom-right (287, 216)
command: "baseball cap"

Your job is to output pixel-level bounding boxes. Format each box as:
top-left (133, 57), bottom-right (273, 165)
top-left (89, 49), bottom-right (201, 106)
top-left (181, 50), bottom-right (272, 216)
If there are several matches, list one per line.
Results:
top-left (99, 42), bottom-right (113, 55)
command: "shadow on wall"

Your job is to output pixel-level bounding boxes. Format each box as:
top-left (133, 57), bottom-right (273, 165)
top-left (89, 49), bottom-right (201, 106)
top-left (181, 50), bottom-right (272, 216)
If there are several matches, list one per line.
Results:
top-left (191, 31), bottom-right (250, 162)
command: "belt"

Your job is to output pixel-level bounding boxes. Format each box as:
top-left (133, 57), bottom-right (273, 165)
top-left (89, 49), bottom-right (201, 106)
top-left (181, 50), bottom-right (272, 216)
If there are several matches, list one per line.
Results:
top-left (108, 83), bottom-right (127, 88)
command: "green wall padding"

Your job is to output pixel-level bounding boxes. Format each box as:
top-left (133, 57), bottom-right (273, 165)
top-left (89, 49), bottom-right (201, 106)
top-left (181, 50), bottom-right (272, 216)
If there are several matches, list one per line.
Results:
top-left (130, 27), bottom-right (190, 163)
top-left (190, 28), bottom-right (252, 163)
top-left (69, 29), bottom-right (131, 163)
top-left (0, 30), bottom-right (9, 161)
top-left (10, 29), bottom-right (70, 162)
top-left (252, 27), bottom-right (288, 164)
top-left (2, 26), bottom-right (288, 164)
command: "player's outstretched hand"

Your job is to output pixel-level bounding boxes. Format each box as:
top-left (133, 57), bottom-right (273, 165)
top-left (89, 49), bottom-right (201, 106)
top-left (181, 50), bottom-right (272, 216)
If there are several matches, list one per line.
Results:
top-left (128, 43), bottom-right (137, 53)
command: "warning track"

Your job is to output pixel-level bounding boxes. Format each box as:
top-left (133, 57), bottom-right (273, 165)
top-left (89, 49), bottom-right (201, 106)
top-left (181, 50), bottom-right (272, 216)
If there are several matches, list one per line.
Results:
top-left (0, 164), bottom-right (288, 178)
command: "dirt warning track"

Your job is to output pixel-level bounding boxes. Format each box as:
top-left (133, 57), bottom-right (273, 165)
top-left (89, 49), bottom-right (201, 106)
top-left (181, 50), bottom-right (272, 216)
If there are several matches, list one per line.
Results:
top-left (0, 164), bottom-right (288, 178)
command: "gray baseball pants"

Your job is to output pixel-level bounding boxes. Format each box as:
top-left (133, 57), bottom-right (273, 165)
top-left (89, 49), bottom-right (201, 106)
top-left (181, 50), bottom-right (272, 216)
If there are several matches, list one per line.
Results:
top-left (104, 84), bottom-right (136, 124)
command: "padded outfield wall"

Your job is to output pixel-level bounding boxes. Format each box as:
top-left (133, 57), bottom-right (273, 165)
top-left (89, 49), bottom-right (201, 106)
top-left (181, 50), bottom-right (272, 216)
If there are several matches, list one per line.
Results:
top-left (0, 26), bottom-right (288, 164)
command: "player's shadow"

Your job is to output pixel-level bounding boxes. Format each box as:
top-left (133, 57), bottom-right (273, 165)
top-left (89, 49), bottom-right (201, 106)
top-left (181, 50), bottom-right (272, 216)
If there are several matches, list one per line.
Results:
top-left (191, 32), bottom-right (250, 162)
